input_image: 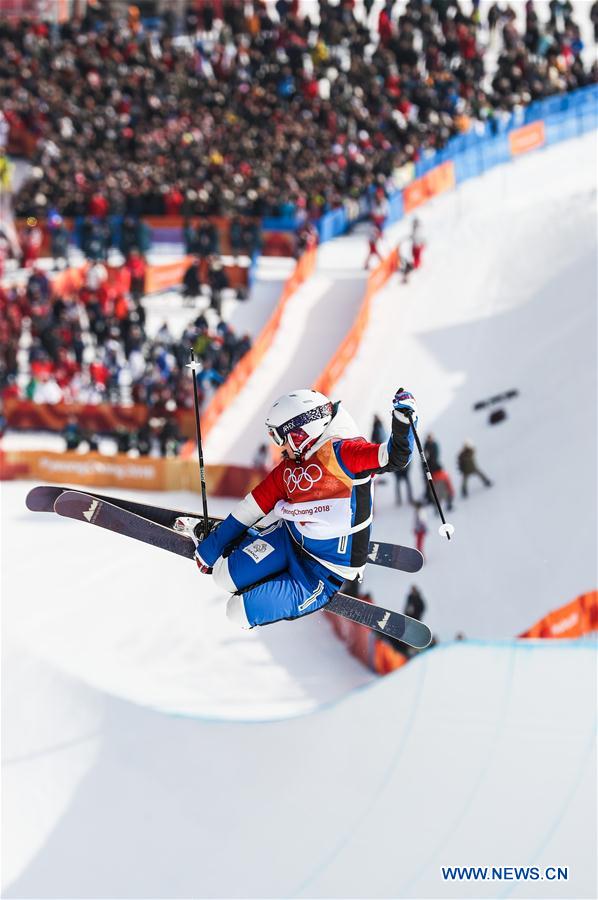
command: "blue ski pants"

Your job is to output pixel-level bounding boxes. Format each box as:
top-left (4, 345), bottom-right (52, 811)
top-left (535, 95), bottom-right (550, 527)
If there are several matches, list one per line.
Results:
top-left (212, 521), bottom-right (343, 627)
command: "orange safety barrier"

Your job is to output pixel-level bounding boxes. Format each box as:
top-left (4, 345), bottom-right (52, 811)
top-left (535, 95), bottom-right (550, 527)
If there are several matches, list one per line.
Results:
top-left (313, 247), bottom-right (398, 397)
top-left (3, 398), bottom-right (202, 441)
top-left (374, 640), bottom-right (409, 675)
top-left (48, 262), bottom-right (130, 297)
top-left (403, 161), bottom-right (456, 214)
top-left (144, 255), bottom-right (249, 293)
top-left (509, 121), bottom-right (546, 157)
top-left (4, 397), bottom-right (149, 433)
top-left (520, 591), bottom-right (597, 639)
top-left (325, 597), bottom-right (373, 668)
top-left (199, 247), bottom-right (317, 438)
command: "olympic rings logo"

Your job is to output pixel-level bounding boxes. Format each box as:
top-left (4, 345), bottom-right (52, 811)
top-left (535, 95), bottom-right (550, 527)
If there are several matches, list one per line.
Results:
top-left (283, 464), bottom-right (323, 493)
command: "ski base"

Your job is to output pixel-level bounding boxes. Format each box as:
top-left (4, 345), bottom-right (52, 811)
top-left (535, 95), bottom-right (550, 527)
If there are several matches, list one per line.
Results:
top-left (325, 593), bottom-right (431, 648)
top-left (50, 490), bottom-right (431, 649)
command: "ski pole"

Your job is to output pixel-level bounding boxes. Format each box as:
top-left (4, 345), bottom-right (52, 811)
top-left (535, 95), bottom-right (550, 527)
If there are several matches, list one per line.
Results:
top-left (187, 349), bottom-right (210, 539)
top-left (404, 406), bottom-right (455, 541)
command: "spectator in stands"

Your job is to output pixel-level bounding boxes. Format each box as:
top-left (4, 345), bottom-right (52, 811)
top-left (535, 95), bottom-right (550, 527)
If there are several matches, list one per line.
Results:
top-left (114, 426), bottom-right (132, 454)
top-left (241, 221), bottom-right (260, 256)
top-left (164, 185), bottom-right (184, 216)
top-left (48, 213), bottom-right (70, 270)
top-left (1, 255), bottom-right (251, 429)
top-left (27, 265), bottom-right (50, 305)
top-left (182, 258), bottom-right (203, 304)
top-left (63, 416), bottom-right (83, 451)
top-left (135, 422), bottom-right (153, 456)
top-left (125, 249), bottom-right (147, 301)
top-left (230, 217), bottom-right (261, 258)
top-left (196, 222), bottom-right (218, 259)
top-left (184, 220), bottom-right (199, 255)
top-left (371, 188), bottom-right (389, 230)
top-left (159, 410), bottom-right (182, 458)
top-left (21, 218), bottom-right (42, 269)
top-left (81, 218), bottom-right (110, 262)
top-left (86, 260), bottom-right (108, 294)
top-left (0, 231), bottom-right (10, 279)
top-left (457, 440), bottom-right (493, 497)
top-left (32, 372), bottom-right (62, 404)
top-left (207, 257), bottom-right (229, 317)
top-left (5, 0), bottom-right (593, 224)
top-left (84, 429), bottom-right (100, 452)
top-left (405, 585), bottom-right (426, 622)
top-left (120, 217), bottom-right (142, 259)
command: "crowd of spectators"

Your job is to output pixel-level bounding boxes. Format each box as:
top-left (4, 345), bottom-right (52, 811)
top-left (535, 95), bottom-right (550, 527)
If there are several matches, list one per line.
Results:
top-left (0, 263), bottom-right (252, 440)
top-left (1, 0), bottom-right (595, 225)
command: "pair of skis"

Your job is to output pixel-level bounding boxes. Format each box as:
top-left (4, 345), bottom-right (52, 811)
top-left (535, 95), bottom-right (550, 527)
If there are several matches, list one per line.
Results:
top-left (27, 485), bottom-right (432, 649)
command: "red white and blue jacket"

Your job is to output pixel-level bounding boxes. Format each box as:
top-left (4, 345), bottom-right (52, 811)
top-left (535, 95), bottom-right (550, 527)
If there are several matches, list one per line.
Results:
top-left (198, 405), bottom-right (415, 579)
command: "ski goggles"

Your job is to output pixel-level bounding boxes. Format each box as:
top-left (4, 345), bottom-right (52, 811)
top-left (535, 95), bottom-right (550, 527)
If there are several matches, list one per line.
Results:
top-left (266, 402), bottom-right (334, 447)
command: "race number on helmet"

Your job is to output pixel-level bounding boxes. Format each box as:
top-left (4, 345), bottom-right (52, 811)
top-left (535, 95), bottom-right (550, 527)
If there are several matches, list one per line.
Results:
top-left (265, 389), bottom-right (334, 458)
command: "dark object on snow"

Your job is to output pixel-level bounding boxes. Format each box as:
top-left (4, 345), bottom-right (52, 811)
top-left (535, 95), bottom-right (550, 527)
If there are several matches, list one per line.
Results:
top-left (489, 408), bottom-right (507, 425)
top-left (473, 389), bottom-right (519, 411)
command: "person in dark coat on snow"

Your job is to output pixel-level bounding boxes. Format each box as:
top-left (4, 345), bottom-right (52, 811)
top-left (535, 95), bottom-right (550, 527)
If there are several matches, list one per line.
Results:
top-left (457, 440), bottom-right (493, 497)
top-left (405, 585), bottom-right (426, 621)
top-left (371, 413), bottom-right (386, 444)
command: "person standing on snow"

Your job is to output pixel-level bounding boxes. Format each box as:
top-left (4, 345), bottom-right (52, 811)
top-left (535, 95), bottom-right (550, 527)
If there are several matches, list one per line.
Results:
top-left (184, 388), bottom-right (417, 629)
top-left (404, 585), bottom-right (426, 622)
top-left (457, 440), bottom-right (493, 497)
top-left (364, 222), bottom-right (384, 269)
top-left (412, 501), bottom-right (427, 554)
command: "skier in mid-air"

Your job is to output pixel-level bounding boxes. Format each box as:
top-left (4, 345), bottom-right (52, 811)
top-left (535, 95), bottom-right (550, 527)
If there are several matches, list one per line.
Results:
top-left (188, 388), bottom-right (417, 628)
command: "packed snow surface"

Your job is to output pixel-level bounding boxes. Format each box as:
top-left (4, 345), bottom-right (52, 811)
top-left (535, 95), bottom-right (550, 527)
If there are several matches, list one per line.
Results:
top-left (2, 640), bottom-right (596, 898)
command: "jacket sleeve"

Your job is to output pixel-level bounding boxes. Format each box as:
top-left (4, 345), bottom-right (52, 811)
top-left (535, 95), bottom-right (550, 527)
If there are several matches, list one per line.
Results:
top-left (198, 465), bottom-right (286, 565)
top-left (338, 415), bottom-right (414, 476)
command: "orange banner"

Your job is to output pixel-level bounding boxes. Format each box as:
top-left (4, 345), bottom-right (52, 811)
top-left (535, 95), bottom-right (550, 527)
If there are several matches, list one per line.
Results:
top-left (520, 591), bottom-right (598, 639)
top-left (509, 121), bottom-right (546, 157)
top-left (313, 248), bottom-right (398, 397)
top-left (403, 161), bottom-right (456, 214)
top-left (0, 449), bottom-right (170, 491)
top-left (0, 449), bottom-right (263, 497)
top-left (200, 247), bottom-right (317, 437)
top-left (144, 257), bottom-right (193, 294)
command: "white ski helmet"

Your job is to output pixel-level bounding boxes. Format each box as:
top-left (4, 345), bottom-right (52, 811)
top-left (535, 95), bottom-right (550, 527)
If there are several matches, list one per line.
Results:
top-left (265, 389), bottom-right (334, 458)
